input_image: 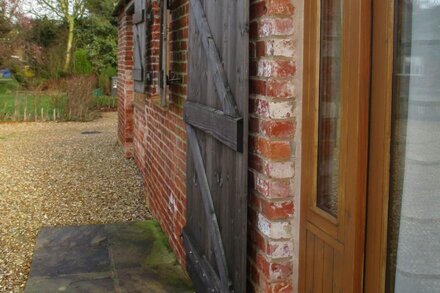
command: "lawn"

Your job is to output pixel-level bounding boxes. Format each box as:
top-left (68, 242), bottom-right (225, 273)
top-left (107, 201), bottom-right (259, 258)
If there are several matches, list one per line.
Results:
top-left (0, 79), bottom-right (116, 121)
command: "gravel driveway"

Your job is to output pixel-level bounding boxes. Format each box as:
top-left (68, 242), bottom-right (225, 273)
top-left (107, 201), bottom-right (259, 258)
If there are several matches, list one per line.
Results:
top-left (0, 112), bottom-right (150, 292)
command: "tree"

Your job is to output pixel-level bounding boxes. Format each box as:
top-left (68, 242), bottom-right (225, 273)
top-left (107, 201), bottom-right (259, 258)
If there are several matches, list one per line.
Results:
top-left (33, 0), bottom-right (87, 71)
top-left (76, 0), bottom-right (117, 73)
top-left (0, 0), bottom-right (23, 37)
top-left (0, 0), bottom-right (24, 67)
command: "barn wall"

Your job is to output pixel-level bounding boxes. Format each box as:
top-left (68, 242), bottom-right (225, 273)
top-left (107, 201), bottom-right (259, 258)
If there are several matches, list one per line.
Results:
top-left (117, 0), bottom-right (301, 291)
top-left (130, 0), bottom-right (189, 268)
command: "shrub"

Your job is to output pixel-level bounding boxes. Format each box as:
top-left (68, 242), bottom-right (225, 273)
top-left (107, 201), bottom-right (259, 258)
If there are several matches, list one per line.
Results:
top-left (43, 78), bottom-right (67, 92)
top-left (73, 49), bottom-right (93, 75)
top-left (0, 79), bottom-right (20, 94)
top-left (98, 66), bottom-right (117, 95)
top-left (65, 75), bottom-right (97, 120)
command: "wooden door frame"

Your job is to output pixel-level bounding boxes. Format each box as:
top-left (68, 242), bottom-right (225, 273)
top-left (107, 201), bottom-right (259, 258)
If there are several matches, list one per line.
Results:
top-left (364, 0), bottom-right (396, 291)
top-left (299, 0), bottom-right (371, 291)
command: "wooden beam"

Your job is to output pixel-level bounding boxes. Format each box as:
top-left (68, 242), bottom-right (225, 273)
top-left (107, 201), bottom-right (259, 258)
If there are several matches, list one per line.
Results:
top-left (133, 9), bottom-right (144, 24)
top-left (186, 125), bottom-right (232, 292)
top-left (189, 0), bottom-right (239, 117)
top-left (133, 68), bottom-right (143, 81)
top-left (184, 101), bottom-right (243, 152)
top-left (182, 231), bottom-right (223, 293)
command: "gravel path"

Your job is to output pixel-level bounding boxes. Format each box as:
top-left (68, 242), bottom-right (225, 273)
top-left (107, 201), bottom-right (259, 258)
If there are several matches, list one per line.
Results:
top-left (0, 112), bottom-right (150, 292)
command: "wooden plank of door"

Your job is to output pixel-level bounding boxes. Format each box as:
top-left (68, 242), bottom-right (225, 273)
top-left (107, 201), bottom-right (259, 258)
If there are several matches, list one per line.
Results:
top-left (133, 23), bottom-right (144, 82)
top-left (182, 231), bottom-right (222, 293)
top-left (313, 237), bottom-right (324, 293)
top-left (133, 68), bottom-right (143, 81)
top-left (185, 0), bottom-right (248, 291)
top-left (306, 231), bottom-right (315, 292)
top-left (186, 125), bottom-right (231, 291)
top-left (133, 9), bottom-right (144, 24)
top-left (323, 243), bottom-right (334, 293)
top-left (184, 101), bottom-right (243, 151)
top-left (189, 0), bottom-right (238, 116)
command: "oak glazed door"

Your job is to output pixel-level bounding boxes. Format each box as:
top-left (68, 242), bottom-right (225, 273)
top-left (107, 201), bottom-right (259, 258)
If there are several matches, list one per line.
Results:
top-left (299, 0), bottom-right (371, 292)
top-left (182, 0), bottom-right (249, 292)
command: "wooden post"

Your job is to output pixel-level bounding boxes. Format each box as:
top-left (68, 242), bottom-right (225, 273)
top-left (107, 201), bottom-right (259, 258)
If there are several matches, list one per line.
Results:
top-left (14, 92), bottom-right (18, 121)
top-left (24, 96), bottom-right (27, 121)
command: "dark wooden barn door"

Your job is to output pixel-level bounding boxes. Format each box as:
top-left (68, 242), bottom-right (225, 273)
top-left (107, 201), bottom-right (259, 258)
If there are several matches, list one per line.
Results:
top-left (183, 0), bottom-right (249, 292)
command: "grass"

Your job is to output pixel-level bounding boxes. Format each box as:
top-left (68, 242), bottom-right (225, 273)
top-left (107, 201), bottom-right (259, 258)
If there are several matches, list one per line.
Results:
top-left (92, 95), bottom-right (117, 109)
top-left (0, 78), bottom-right (117, 121)
top-left (0, 91), bottom-right (68, 121)
top-left (0, 79), bottom-right (20, 94)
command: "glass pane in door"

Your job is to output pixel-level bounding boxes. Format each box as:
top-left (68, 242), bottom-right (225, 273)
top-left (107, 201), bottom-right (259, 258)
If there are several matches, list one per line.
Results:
top-left (316, 0), bottom-right (342, 217)
top-left (387, 1), bottom-right (440, 292)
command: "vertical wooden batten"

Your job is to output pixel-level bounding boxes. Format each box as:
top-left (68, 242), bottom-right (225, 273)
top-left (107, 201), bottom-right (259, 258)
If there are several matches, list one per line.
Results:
top-left (364, 0), bottom-right (395, 291)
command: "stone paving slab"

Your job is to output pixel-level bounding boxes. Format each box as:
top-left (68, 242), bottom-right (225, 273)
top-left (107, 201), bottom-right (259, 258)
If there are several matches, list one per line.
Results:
top-left (25, 221), bottom-right (193, 293)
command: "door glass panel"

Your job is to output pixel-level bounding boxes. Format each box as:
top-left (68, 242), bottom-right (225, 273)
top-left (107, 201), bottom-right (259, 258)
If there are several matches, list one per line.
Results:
top-left (316, 0), bottom-right (342, 217)
top-left (387, 1), bottom-right (440, 292)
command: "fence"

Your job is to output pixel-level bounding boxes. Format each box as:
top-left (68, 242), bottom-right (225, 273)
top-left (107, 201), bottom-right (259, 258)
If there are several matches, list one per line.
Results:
top-left (0, 91), bottom-right (116, 122)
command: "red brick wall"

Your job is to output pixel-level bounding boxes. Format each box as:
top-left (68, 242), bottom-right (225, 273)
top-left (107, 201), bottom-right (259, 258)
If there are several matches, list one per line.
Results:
top-left (131, 0), bottom-right (189, 267)
top-left (248, 0), bottom-right (297, 292)
top-left (117, 12), bottom-right (134, 157)
top-left (118, 0), bottom-right (300, 291)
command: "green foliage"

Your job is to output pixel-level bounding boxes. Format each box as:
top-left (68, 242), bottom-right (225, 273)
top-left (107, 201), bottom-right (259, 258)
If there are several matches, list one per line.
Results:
top-left (26, 17), bottom-right (61, 48)
top-left (1, 0), bottom-right (118, 85)
top-left (75, 0), bottom-right (117, 74)
top-left (92, 95), bottom-right (116, 109)
top-left (73, 49), bottom-right (92, 75)
top-left (98, 66), bottom-right (117, 95)
top-left (0, 79), bottom-right (20, 94)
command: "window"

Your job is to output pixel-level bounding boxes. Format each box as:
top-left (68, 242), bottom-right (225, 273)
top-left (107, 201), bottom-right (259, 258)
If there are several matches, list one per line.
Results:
top-left (316, 0), bottom-right (342, 217)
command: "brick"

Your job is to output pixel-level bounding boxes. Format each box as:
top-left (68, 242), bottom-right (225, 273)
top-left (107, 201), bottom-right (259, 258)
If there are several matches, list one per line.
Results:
top-left (256, 252), bottom-right (293, 281)
top-left (257, 213), bottom-right (292, 239)
top-left (252, 136), bottom-right (292, 160)
top-left (258, 17), bottom-right (295, 37)
top-left (262, 120), bottom-right (296, 138)
top-left (266, 0), bottom-right (295, 16)
top-left (251, 1), bottom-right (268, 19)
top-left (260, 198), bottom-right (294, 220)
top-left (265, 39), bottom-right (295, 58)
top-left (255, 175), bottom-right (293, 199)
top-left (267, 281), bottom-right (294, 293)
top-left (267, 79), bottom-right (295, 98)
top-left (257, 59), bottom-right (296, 78)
